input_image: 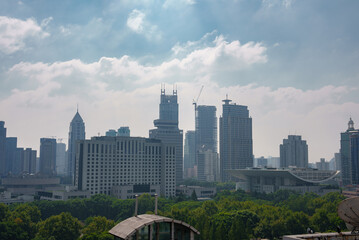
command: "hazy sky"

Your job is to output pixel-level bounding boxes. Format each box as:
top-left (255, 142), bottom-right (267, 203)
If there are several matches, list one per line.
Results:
top-left (1, 0), bottom-right (358, 163)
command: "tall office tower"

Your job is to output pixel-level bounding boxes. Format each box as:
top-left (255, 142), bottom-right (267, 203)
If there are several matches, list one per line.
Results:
top-left (15, 148), bottom-right (24, 174)
top-left (39, 138), bottom-right (57, 176)
top-left (67, 110), bottom-right (85, 178)
top-left (196, 106), bottom-right (217, 152)
top-left (340, 118), bottom-right (358, 185)
top-left (219, 97), bottom-right (253, 182)
top-left (149, 88), bottom-right (183, 184)
top-left (280, 135), bottom-right (308, 168)
top-left (184, 131), bottom-right (196, 178)
top-left (196, 105), bottom-right (218, 181)
top-left (5, 137), bottom-right (17, 174)
top-left (56, 142), bottom-right (66, 175)
top-left (350, 132), bottom-right (359, 184)
top-left (75, 136), bottom-right (176, 198)
top-left (23, 148), bottom-right (37, 174)
top-left (118, 127), bottom-right (130, 137)
top-left (334, 153), bottom-right (341, 171)
top-left (0, 121), bottom-right (6, 176)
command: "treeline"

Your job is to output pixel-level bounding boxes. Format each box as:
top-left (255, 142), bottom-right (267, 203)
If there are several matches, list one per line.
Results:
top-left (0, 190), bottom-right (346, 240)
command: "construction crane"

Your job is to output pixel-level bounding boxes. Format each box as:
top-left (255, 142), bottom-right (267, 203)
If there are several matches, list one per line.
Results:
top-left (192, 85), bottom-right (204, 111)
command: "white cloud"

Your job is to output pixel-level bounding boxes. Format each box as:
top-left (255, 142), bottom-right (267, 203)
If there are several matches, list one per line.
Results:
top-left (126, 9), bottom-right (161, 41)
top-left (0, 16), bottom-right (49, 54)
top-left (1, 31), bottom-right (357, 163)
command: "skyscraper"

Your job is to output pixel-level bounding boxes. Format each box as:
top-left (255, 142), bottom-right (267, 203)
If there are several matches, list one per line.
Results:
top-left (149, 88), bottom-right (183, 184)
top-left (350, 132), bottom-right (359, 184)
top-left (196, 105), bottom-right (218, 181)
top-left (280, 135), bottom-right (308, 168)
top-left (23, 148), bottom-right (37, 174)
top-left (39, 138), bottom-right (57, 176)
top-left (56, 142), bottom-right (67, 175)
top-left (219, 97), bottom-right (253, 182)
top-left (5, 137), bottom-right (17, 174)
top-left (0, 121), bottom-right (6, 176)
top-left (184, 130), bottom-right (196, 178)
top-left (67, 110), bottom-right (85, 178)
top-left (340, 118), bottom-right (358, 185)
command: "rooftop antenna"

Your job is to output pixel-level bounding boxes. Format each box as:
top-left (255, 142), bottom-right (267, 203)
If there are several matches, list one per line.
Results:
top-left (161, 83), bottom-right (165, 95)
top-left (222, 94), bottom-right (232, 105)
top-left (173, 84), bottom-right (177, 95)
top-left (77, 103), bottom-right (79, 113)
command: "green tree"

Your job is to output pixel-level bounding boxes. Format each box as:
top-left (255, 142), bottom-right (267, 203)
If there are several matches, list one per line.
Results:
top-left (191, 190), bottom-right (198, 201)
top-left (35, 212), bottom-right (81, 240)
top-left (81, 216), bottom-right (115, 240)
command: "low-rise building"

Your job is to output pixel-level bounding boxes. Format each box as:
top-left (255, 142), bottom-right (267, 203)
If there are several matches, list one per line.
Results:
top-left (75, 136), bottom-right (176, 198)
top-left (228, 167), bottom-right (340, 195)
top-left (176, 185), bottom-right (216, 199)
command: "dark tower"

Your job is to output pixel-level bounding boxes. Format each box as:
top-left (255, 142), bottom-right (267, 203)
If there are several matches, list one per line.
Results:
top-left (150, 87), bottom-right (183, 184)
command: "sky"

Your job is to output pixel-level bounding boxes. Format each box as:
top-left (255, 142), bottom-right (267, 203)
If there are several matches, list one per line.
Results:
top-left (1, 0), bottom-right (359, 163)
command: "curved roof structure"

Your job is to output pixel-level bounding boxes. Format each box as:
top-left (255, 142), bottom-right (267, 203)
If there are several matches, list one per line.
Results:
top-left (109, 214), bottom-right (200, 240)
top-left (227, 168), bottom-right (340, 184)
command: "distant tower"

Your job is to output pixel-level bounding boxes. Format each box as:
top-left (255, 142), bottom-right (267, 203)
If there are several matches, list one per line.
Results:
top-left (118, 127), bottom-right (130, 137)
top-left (350, 132), bottom-right (359, 184)
top-left (196, 105), bottom-right (218, 181)
top-left (0, 121), bottom-right (7, 176)
top-left (56, 142), bottom-right (67, 175)
top-left (5, 137), bottom-right (17, 174)
top-left (280, 135), bottom-right (308, 168)
top-left (184, 131), bottom-right (196, 178)
top-left (149, 87), bottom-right (183, 184)
top-left (219, 97), bottom-right (253, 182)
top-left (341, 118), bottom-right (359, 185)
top-left (67, 109), bottom-right (85, 178)
top-left (39, 138), bottom-right (57, 176)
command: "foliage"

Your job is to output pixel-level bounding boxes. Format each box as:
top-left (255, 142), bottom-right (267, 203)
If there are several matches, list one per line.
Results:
top-left (35, 212), bottom-right (81, 240)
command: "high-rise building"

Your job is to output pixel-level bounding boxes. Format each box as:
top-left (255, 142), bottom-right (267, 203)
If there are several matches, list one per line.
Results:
top-left (67, 110), bottom-right (85, 178)
top-left (350, 132), bottom-right (359, 184)
top-left (149, 88), bottom-right (183, 184)
top-left (75, 136), bottom-right (176, 198)
top-left (118, 127), bottom-right (130, 137)
top-left (23, 148), bottom-right (37, 174)
top-left (39, 138), bottom-right (57, 176)
top-left (316, 158), bottom-right (329, 171)
top-left (0, 121), bottom-right (7, 176)
top-left (196, 106), bottom-right (218, 181)
top-left (280, 135), bottom-right (308, 168)
top-left (184, 131), bottom-right (196, 178)
top-left (5, 137), bottom-right (17, 174)
top-left (56, 142), bottom-right (67, 175)
top-left (219, 97), bottom-right (253, 182)
top-left (340, 118), bottom-right (358, 185)
top-left (15, 148), bottom-right (24, 174)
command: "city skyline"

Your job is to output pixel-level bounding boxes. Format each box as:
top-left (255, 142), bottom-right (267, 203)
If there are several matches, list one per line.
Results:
top-left (1, 1), bottom-right (359, 163)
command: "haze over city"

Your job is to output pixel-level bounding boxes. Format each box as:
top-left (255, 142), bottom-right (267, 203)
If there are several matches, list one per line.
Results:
top-left (1, 0), bottom-right (359, 163)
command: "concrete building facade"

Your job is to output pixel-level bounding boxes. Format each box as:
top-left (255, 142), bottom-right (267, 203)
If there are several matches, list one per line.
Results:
top-left (219, 97), bottom-right (253, 182)
top-left (280, 135), bottom-right (308, 168)
top-left (75, 136), bottom-right (176, 198)
top-left (149, 89), bottom-right (183, 184)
